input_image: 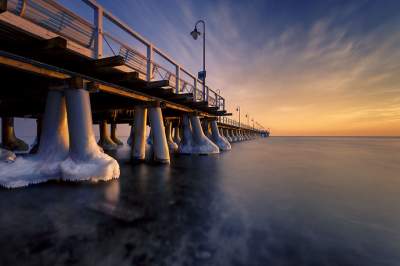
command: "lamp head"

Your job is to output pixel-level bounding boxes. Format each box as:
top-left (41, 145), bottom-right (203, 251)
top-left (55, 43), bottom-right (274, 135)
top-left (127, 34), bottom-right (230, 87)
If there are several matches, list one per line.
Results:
top-left (190, 26), bottom-right (201, 40)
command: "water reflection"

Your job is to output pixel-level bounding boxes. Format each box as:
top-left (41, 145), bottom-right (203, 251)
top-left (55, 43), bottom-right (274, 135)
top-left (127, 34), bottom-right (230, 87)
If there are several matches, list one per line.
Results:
top-left (0, 137), bottom-right (399, 265)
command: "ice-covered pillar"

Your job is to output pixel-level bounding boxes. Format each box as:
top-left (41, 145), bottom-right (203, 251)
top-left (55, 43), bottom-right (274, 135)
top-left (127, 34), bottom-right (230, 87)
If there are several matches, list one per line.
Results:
top-left (61, 80), bottom-right (119, 181)
top-left (110, 123), bottom-right (123, 146)
top-left (165, 119), bottom-right (178, 153)
top-left (98, 120), bottom-right (118, 150)
top-left (177, 114), bottom-right (194, 154)
top-left (0, 90), bottom-right (70, 187)
top-left (0, 148), bottom-right (15, 163)
top-left (231, 129), bottom-right (238, 142)
top-left (223, 128), bottom-right (232, 143)
top-left (131, 106), bottom-right (147, 161)
top-left (1, 117), bottom-right (29, 151)
top-left (148, 105), bottom-right (170, 163)
top-left (173, 122), bottom-right (181, 145)
top-left (127, 123), bottom-right (134, 146)
top-left (190, 115), bottom-right (219, 154)
top-left (210, 120), bottom-right (231, 151)
top-left (202, 119), bottom-right (212, 139)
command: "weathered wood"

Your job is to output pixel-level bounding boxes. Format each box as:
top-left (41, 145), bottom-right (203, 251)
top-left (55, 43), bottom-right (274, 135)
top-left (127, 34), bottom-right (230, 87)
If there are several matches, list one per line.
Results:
top-left (145, 80), bottom-right (169, 89)
top-left (39, 37), bottom-right (67, 50)
top-left (0, 54), bottom-right (70, 79)
top-left (106, 71), bottom-right (139, 83)
top-left (91, 55), bottom-right (125, 68)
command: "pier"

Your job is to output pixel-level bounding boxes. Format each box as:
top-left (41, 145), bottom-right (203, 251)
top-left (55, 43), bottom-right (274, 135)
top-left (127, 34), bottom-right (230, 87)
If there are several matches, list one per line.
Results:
top-left (0, 0), bottom-right (267, 187)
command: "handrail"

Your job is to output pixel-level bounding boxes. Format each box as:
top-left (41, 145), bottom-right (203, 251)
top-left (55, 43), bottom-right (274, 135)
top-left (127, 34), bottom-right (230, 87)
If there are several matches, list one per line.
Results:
top-left (6, 0), bottom-right (226, 109)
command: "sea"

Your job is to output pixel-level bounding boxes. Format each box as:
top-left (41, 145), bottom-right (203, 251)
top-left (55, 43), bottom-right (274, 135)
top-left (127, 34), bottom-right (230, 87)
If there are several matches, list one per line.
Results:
top-left (0, 136), bottom-right (399, 266)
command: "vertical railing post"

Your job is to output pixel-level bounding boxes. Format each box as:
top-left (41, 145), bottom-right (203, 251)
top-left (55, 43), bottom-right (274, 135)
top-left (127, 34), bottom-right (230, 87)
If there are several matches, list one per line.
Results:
top-left (94, 5), bottom-right (103, 59)
top-left (175, 65), bottom-right (180, 94)
top-left (146, 44), bottom-right (153, 81)
top-left (193, 79), bottom-right (197, 102)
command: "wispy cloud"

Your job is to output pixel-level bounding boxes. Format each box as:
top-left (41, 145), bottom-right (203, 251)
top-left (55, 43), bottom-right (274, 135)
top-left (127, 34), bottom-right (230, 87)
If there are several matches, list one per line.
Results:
top-left (98, 0), bottom-right (400, 135)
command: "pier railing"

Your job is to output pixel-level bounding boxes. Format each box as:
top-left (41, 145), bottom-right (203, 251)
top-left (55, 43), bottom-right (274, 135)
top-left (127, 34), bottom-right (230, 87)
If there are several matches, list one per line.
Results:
top-left (219, 117), bottom-right (262, 131)
top-left (5, 0), bottom-right (225, 110)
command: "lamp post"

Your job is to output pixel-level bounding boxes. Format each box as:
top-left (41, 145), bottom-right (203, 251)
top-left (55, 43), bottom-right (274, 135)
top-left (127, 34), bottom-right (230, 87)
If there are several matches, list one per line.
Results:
top-left (236, 106), bottom-right (241, 127)
top-left (190, 20), bottom-right (206, 101)
top-left (245, 114), bottom-right (249, 126)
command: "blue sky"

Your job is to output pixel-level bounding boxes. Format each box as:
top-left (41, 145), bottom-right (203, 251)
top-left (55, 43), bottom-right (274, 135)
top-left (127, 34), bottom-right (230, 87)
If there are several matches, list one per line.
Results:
top-left (14, 0), bottom-right (400, 136)
top-left (90, 0), bottom-right (400, 135)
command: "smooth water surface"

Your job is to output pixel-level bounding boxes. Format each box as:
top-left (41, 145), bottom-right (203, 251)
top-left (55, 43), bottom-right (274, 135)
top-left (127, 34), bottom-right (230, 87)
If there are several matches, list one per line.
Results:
top-left (0, 137), bottom-right (399, 265)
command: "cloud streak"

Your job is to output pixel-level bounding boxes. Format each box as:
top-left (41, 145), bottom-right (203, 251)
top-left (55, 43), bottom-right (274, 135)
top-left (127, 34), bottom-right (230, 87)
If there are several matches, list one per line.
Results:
top-left (97, 0), bottom-right (400, 136)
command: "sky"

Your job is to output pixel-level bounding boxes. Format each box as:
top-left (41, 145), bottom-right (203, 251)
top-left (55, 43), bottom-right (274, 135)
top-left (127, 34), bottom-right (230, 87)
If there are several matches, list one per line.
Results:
top-left (13, 0), bottom-right (400, 136)
top-left (90, 0), bottom-right (400, 136)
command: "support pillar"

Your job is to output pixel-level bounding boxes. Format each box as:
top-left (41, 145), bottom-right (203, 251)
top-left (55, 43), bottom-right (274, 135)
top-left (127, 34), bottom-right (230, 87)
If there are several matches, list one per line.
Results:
top-left (165, 120), bottom-right (178, 153)
top-left (177, 114), bottom-right (194, 154)
top-left (210, 120), bottom-right (231, 151)
top-left (173, 122), bottom-right (181, 145)
top-left (61, 86), bottom-right (119, 181)
top-left (127, 123), bottom-right (134, 146)
top-left (0, 90), bottom-right (70, 187)
top-left (224, 128), bottom-right (232, 143)
top-left (131, 106), bottom-right (147, 161)
top-left (190, 115), bottom-right (219, 154)
top-left (98, 120), bottom-right (118, 150)
top-left (148, 106), bottom-right (170, 163)
top-left (1, 117), bottom-right (29, 151)
top-left (110, 123), bottom-right (123, 146)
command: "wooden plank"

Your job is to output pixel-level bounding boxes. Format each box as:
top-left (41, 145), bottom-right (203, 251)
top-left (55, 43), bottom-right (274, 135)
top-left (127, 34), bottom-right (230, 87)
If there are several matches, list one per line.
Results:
top-left (105, 71), bottom-right (139, 83)
top-left (0, 54), bottom-right (70, 79)
top-left (39, 36), bottom-right (67, 50)
top-left (95, 83), bottom-right (153, 102)
top-left (145, 80), bottom-right (169, 89)
top-left (91, 55), bottom-right (125, 68)
top-left (0, 12), bottom-right (94, 58)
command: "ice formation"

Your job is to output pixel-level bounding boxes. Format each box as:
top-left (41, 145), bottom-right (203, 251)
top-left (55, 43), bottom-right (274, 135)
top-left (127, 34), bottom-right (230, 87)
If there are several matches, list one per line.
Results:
top-left (97, 121), bottom-right (118, 150)
top-left (0, 148), bottom-right (16, 163)
top-left (110, 123), bottom-right (123, 146)
top-left (148, 107), bottom-right (170, 163)
top-left (178, 115), bottom-right (219, 154)
top-left (60, 89), bottom-right (119, 182)
top-left (0, 90), bottom-right (69, 188)
top-left (165, 120), bottom-right (178, 153)
top-left (209, 120), bottom-right (231, 151)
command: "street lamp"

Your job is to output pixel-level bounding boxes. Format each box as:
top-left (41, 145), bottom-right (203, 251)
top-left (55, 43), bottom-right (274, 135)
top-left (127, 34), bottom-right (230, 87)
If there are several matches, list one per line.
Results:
top-left (190, 20), bottom-right (206, 101)
top-left (245, 114), bottom-right (249, 126)
top-left (236, 106), bottom-right (241, 127)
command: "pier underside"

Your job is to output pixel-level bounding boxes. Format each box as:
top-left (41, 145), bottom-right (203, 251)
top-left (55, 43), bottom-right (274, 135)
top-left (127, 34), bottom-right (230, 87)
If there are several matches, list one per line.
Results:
top-left (0, 18), bottom-right (226, 122)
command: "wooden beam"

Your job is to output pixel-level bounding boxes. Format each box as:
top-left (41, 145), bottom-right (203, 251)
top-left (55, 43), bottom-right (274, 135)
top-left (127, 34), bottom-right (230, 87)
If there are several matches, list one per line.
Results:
top-left (145, 80), bottom-right (169, 89)
top-left (0, 0), bottom-right (7, 14)
top-left (0, 54), bottom-right (70, 79)
top-left (91, 55), bottom-right (125, 68)
top-left (39, 37), bottom-right (67, 50)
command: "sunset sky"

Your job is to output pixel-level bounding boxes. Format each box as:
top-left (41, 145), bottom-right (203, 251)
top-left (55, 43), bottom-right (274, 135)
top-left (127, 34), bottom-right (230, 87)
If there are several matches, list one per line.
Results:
top-left (89, 0), bottom-right (400, 136)
top-left (13, 0), bottom-right (399, 137)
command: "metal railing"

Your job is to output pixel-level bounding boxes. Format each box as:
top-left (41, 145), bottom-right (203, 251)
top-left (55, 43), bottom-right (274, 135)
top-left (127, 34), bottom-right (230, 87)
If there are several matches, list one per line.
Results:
top-left (218, 116), bottom-right (262, 131)
top-left (6, 0), bottom-right (225, 110)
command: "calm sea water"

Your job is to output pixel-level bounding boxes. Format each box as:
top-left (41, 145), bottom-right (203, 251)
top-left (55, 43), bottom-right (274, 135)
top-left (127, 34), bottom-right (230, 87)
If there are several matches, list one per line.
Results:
top-left (0, 137), bottom-right (399, 266)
